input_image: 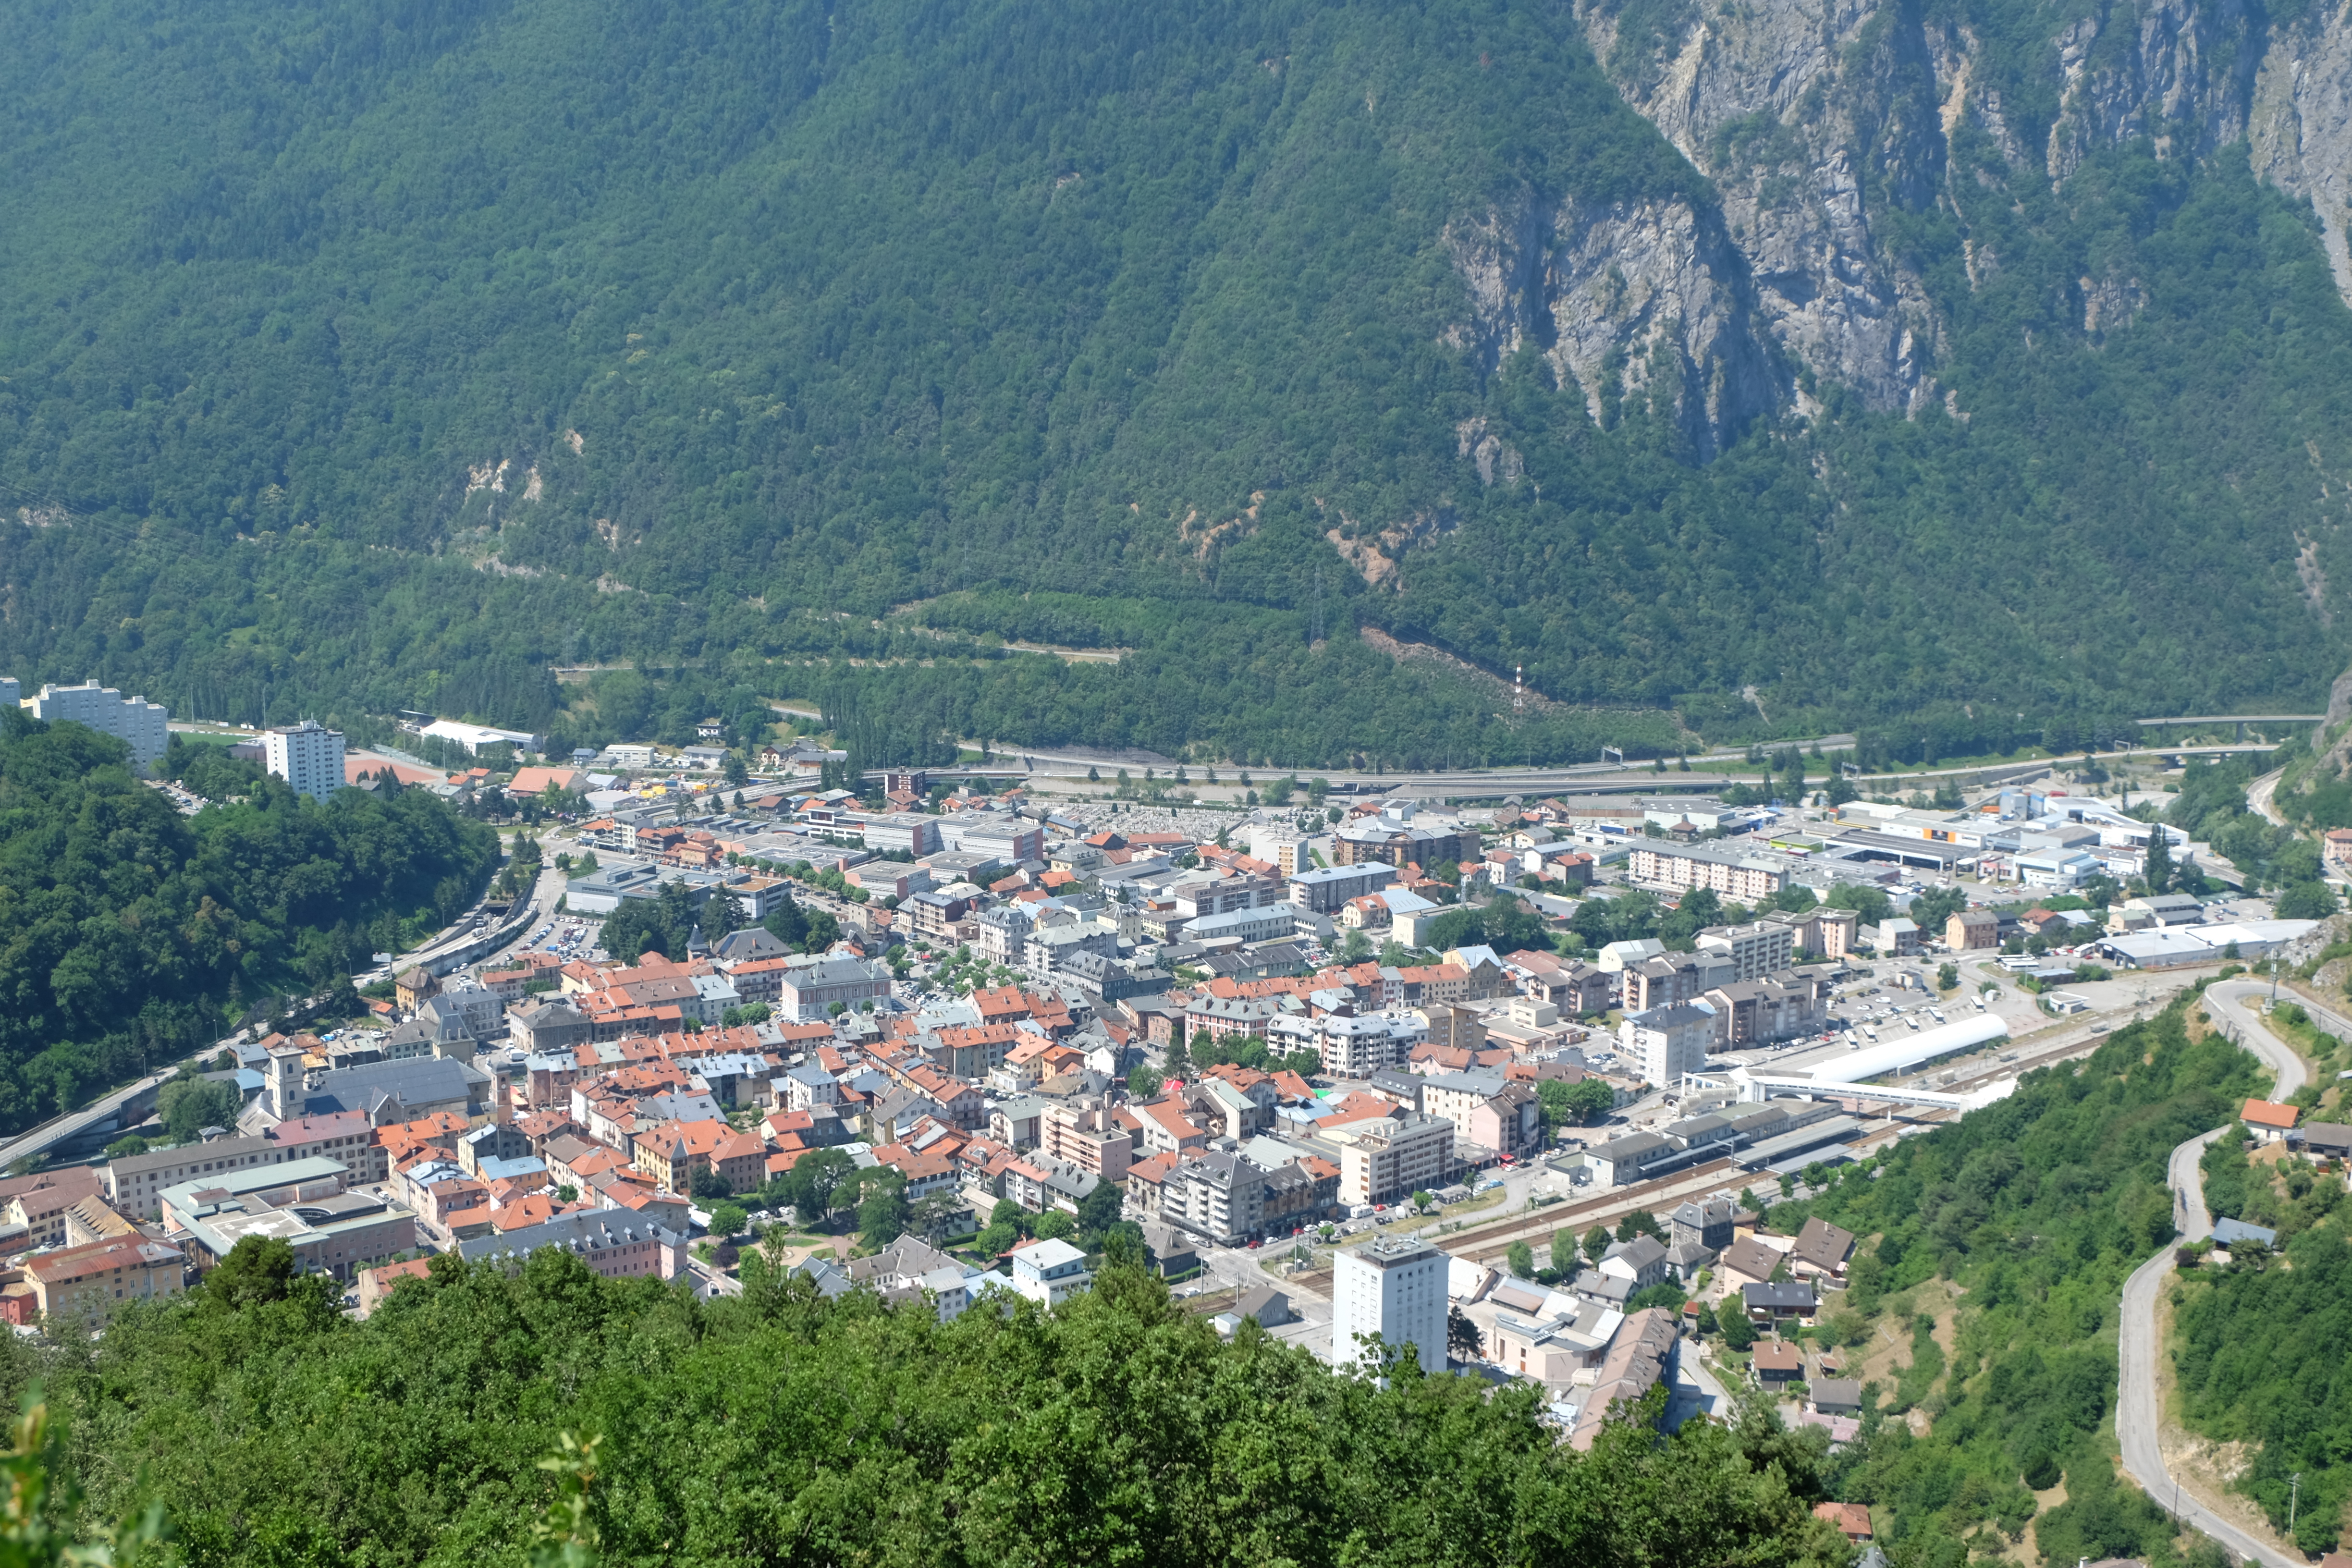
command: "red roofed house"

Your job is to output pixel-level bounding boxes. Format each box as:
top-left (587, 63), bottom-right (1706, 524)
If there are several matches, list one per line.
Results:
top-left (631, 1118), bottom-right (743, 1191)
top-left (1812, 1503), bottom-right (1872, 1541)
top-left (711, 1131), bottom-right (768, 1193)
top-left (872, 1142), bottom-right (959, 1198)
top-left (356, 1257), bottom-right (436, 1317)
top-left (2243, 1098), bottom-right (2300, 1142)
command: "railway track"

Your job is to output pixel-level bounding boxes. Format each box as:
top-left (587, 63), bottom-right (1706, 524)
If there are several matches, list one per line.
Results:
top-left (1428, 1013), bottom-right (2149, 1266)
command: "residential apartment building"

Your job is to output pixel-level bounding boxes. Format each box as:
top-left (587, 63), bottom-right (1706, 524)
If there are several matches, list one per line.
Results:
top-left (1626, 841), bottom-right (1796, 902)
top-left (1008, 1237), bottom-right (1092, 1308)
top-left (1040, 1099), bottom-right (1133, 1182)
top-left (25, 1237), bottom-right (184, 1324)
top-left (0, 1168), bottom-right (105, 1251)
top-left (1286, 862), bottom-right (1397, 915)
top-left (1329, 1111), bottom-right (1452, 1206)
top-left (976, 904), bottom-right (1033, 967)
top-left (1703, 974), bottom-right (1829, 1047)
top-left (459, 1211), bottom-right (687, 1282)
top-left (1694, 921), bottom-right (1794, 981)
top-left (265, 718), bottom-right (347, 801)
top-left (1266, 1010), bottom-right (1426, 1078)
top-left (24, 680), bottom-right (169, 771)
top-left (1421, 1072), bottom-right (1540, 1156)
top-left (1332, 1234), bottom-right (1446, 1375)
top-left (1622, 1001), bottom-right (1716, 1089)
top-left (1160, 1149), bottom-right (1267, 1246)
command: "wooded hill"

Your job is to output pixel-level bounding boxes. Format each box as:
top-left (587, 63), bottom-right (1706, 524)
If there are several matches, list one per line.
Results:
top-left (0, 719), bottom-right (498, 1133)
top-left (4, 0), bottom-right (2352, 765)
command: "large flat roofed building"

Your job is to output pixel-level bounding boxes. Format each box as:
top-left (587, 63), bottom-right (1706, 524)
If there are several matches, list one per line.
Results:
top-left (23, 680), bottom-right (169, 771)
top-left (161, 1158), bottom-right (416, 1282)
top-left (419, 719), bottom-right (545, 755)
top-left (1286, 862), bottom-right (1396, 915)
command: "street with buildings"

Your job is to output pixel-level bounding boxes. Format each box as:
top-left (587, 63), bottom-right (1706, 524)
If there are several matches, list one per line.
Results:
top-left (5, 679), bottom-right (2350, 1560)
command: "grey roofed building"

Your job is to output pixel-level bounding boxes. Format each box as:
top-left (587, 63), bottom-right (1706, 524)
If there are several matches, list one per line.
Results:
top-left (2290, 1122), bottom-right (2352, 1158)
top-left (1602, 1234), bottom-right (1668, 1278)
top-left (2211, 1216), bottom-right (2277, 1248)
top-left (379, 1017), bottom-right (442, 1061)
top-left (712, 926), bottom-right (791, 963)
top-left (1368, 1069), bottom-right (1423, 1107)
top-left (1662, 1238), bottom-right (1714, 1280)
top-left (1740, 1280), bottom-right (1818, 1317)
top-left (794, 1255), bottom-right (854, 1298)
top-left (305, 1056), bottom-right (488, 1122)
top-left (1670, 1194), bottom-right (1736, 1250)
top-left (1811, 1378), bottom-right (1864, 1415)
top-left (1135, 1220), bottom-right (1198, 1277)
top-left (509, 997), bottom-right (593, 1055)
top-left (1568, 1268), bottom-right (1634, 1309)
top-left (1235, 1285), bottom-right (1293, 1326)
top-left (458, 1209), bottom-right (684, 1274)
top-left (1423, 1067), bottom-right (1510, 1099)
top-left (1789, 1215), bottom-right (1858, 1276)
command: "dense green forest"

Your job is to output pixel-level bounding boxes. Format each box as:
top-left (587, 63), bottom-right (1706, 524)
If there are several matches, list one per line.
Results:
top-left (1, 0), bottom-right (2350, 766)
top-left (1749, 994), bottom-right (2261, 1566)
top-left (3, 1242), bottom-right (1853, 1568)
top-left (0, 717), bottom-right (497, 1131)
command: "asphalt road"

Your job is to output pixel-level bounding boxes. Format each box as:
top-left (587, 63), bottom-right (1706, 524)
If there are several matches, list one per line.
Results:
top-left (2114, 980), bottom-right (2308, 1568)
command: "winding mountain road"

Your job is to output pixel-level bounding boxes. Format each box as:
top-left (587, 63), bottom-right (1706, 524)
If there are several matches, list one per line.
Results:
top-left (2115, 980), bottom-right (2309, 1567)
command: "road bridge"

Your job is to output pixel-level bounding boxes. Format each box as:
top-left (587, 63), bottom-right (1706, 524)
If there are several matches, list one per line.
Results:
top-left (2136, 714), bottom-right (2324, 742)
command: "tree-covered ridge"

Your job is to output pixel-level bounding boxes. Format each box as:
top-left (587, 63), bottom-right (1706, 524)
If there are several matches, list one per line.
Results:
top-left (2174, 1146), bottom-right (2352, 1553)
top-left (0, 718), bottom-right (498, 1130)
top-left (21, 1244), bottom-right (1853, 1568)
top-left (1753, 997), bottom-right (2261, 1566)
top-left (1, 0), bottom-right (2350, 760)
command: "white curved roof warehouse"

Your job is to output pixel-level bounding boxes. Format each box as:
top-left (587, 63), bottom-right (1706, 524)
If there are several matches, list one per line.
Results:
top-left (1772, 1013), bottom-right (2009, 1086)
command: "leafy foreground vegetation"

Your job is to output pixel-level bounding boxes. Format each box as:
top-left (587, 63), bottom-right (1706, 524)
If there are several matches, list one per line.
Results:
top-left (3, 1), bottom-right (2352, 763)
top-left (1754, 994), bottom-right (2261, 1567)
top-left (0, 717), bottom-right (498, 1133)
top-left (6, 1245), bottom-right (1855, 1568)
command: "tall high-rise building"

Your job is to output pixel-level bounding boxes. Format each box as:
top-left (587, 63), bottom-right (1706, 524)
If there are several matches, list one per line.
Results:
top-left (1332, 1234), bottom-right (1447, 1376)
top-left (265, 719), bottom-right (346, 801)
top-left (24, 680), bottom-right (169, 771)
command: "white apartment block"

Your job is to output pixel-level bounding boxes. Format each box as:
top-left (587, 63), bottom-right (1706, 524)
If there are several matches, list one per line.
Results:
top-left (265, 719), bottom-right (347, 801)
top-left (24, 680), bottom-right (169, 771)
top-left (1332, 1111), bottom-right (1452, 1207)
top-left (1626, 842), bottom-right (1795, 903)
top-left (1333, 1234), bottom-right (1447, 1375)
top-left (1621, 1001), bottom-right (1716, 1089)
top-left (1694, 920), bottom-right (1794, 981)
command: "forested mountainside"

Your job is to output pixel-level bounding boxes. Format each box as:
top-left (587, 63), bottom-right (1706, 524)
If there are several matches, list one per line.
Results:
top-left (5, 0), bottom-right (2352, 762)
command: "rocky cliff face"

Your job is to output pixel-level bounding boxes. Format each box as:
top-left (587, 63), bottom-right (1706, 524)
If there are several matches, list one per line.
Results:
top-left (1442, 191), bottom-right (1780, 459)
top-left (1440, 0), bottom-right (2352, 442)
top-left (2250, 7), bottom-right (2352, 302)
